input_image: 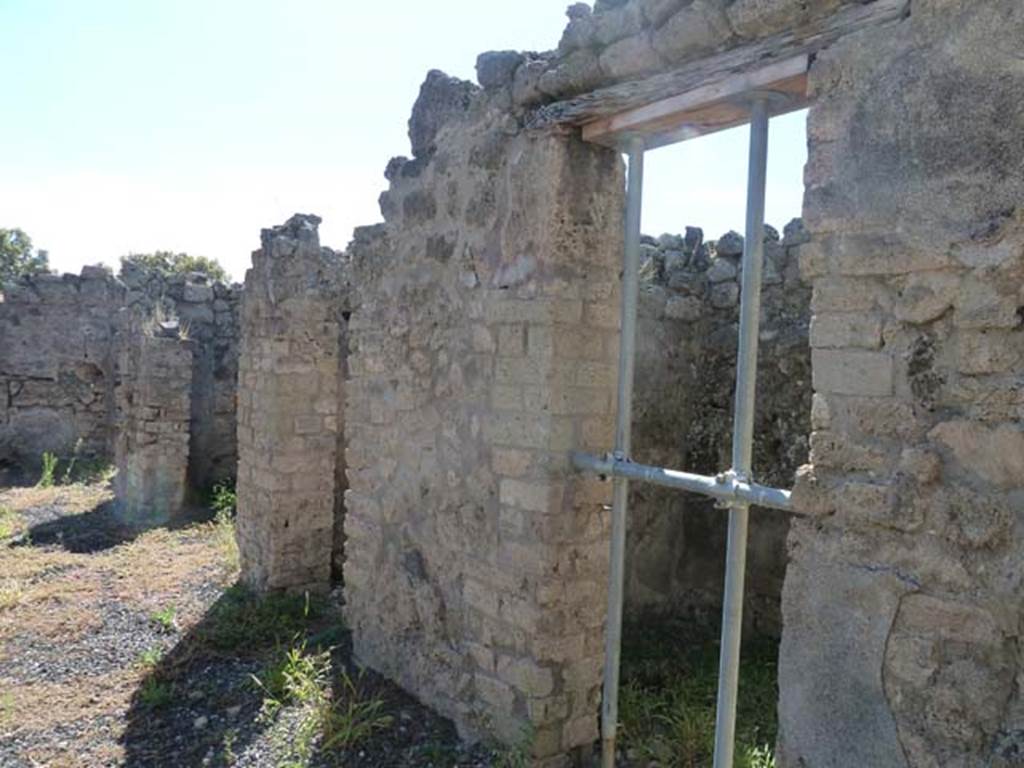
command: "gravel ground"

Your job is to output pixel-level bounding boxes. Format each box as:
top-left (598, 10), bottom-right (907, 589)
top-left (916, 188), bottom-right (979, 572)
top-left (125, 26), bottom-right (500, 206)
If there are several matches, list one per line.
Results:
top-left (0, 482), bottom-right (509, 768)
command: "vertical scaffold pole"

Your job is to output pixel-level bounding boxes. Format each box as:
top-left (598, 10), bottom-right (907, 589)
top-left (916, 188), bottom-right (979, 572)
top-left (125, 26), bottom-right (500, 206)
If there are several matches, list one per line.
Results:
top-left (712, 98), bottom-right (770, 768)
top-left (601, 136), bottom-right (645, 768)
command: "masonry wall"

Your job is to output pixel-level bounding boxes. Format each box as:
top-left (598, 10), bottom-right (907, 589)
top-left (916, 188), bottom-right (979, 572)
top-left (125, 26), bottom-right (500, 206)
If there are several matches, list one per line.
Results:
top-left (628, 223), bottom-right (810, 635)
top-left (235, 215), bottom-right (344, 594)
top-left (471, 0), bottom-right (884, 116)
top-left (0, 265), bottom-right (240, 489)
top-left (0, 268), bottom-right (123, 467)
top-left (342, 77), bottom-right (622, 761)
top-left (119, 265), bottom-right (241, 487)
top-left (780, 3), bottom-right (1024, 766)
top-left (114, 321), bottom-right (193, 525)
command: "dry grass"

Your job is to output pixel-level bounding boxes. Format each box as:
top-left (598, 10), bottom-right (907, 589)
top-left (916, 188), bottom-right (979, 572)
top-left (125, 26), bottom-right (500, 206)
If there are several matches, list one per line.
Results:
top-left (0, 481), bottom-right (239, 757)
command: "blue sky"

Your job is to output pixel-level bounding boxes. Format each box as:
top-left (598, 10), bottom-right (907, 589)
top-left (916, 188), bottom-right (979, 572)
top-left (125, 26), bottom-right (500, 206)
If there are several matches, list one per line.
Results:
top-left (0, 1), bottom-right (807, 280)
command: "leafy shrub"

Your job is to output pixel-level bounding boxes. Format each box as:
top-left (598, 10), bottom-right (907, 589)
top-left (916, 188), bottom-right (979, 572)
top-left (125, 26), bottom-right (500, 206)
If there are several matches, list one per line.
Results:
top-left (120, 251), bottom-right (228, 283)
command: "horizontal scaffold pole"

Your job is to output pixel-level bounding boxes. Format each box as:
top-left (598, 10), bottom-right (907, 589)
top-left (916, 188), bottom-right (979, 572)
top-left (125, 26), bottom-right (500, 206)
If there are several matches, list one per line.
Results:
top-left (572, 451), bottom-right (793, 513)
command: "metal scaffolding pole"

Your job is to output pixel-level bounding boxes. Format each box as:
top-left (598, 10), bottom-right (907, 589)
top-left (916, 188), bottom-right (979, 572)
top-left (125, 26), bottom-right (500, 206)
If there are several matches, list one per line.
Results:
top-left (600, 136), bottom-right (644, 768)
top-left (712, 97), bottom-right (770, 768)
top-left (571, 452), bottom-right (792, 513)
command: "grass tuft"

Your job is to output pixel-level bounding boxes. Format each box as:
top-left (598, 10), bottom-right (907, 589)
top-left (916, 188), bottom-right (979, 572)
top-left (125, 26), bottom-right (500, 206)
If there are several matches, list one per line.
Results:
top-left (137, 646), bottom-right (163, 669)
top-left (150, 605), bottom-right (177, 632)
top-left (194, 585), bottom-right (325, 655)
top-left (0, 506), bottom-right (22, 540)
top-left (253, 641), bottom-right (392, 766)
top-left (0, 578), bottom-right (23, 611)
top-left (618, 618), bottom-right (778, 768)
top-left (37, 452), bottom-right (58, 488)
top-left (139, 677), bottom-right (174, 709)
top-left (33, 446), bottom-right (114, 490)
top-left (208, 482), bottom-right (238, 572)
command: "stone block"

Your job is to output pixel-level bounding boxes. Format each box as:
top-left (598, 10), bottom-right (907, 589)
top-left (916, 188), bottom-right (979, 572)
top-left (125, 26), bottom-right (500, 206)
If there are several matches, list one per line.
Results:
top-left (598, 33), bottom-right (664, 81)
top-left (809, 313), bottom-right (883, 349)
top-left (812, 349), bottom-right (893, 397)
top-left (778, 537), bottom-right (911, 767)
top-left (929, 420), bottom-right (1024, 490)
top-left (651, 0), bottom-right (732, 64)
top-left (727, 0), bottom-right (840, 39)
top-left (183, 282), bottom-right (215, 303)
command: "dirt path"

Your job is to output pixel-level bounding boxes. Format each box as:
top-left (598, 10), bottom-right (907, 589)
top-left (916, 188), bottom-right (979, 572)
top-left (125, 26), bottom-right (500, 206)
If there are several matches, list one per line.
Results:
top-left (0, 482), bottom-right (501, 768)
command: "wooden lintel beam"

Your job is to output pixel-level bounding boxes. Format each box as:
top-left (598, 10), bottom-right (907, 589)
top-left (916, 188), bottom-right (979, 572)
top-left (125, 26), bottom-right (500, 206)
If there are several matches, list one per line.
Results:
top-left (581, 56), bottom-right (809, 149)
top-left (528, 0), bottom-right (909, 137)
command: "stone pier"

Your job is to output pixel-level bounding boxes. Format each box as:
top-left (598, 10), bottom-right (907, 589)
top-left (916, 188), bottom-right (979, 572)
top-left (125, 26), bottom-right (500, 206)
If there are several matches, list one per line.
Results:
top-left (341, 74), bottom-right (623, 761)
top-left (114, 321), bottom-right (193, 525)
top-left (235, 215), bottom-right (343, 594)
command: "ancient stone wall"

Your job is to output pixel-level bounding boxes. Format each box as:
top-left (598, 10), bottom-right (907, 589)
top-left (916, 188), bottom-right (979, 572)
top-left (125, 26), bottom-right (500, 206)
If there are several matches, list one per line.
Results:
top-left (341, 76), bottom-right (622, 761)
top-left (627, 222), bottom-right (810, 635)
top-left (474, 0), bottom-right (876, 115)
top-left (235, 215), bottom-right (346, 594)
top-left (0, 265), bottom-right (240, 490)
top-left (114, 318), bottom-right (193, 525)
top-left (120, 264), bottom-right (241, 487)
top-left (780, 3), bottom-right (1024, 766)
top-left (0, 268), bottom-right (123, 467)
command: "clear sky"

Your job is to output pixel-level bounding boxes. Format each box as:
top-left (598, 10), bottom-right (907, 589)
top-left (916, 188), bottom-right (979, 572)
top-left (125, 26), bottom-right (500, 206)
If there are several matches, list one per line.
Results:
top-left (0, 1), bottom-right (807, 281)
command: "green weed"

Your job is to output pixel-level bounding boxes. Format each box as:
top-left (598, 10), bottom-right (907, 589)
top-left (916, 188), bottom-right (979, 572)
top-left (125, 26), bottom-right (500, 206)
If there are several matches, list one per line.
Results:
top-left (209, 481), bottom-right (237, 517)
top-left (0, 692), bottom-right (13, 725)
top-left (194, 585), bottom-right (325, 655)
top-left (617, 619), bottom-right (779, 768)
top-left (208, 482), bottom-right (239, 571)
top-left (37, 452), bottom-right (58, 488)
top-left (253, 642), bottom-right (392, 765)
top-left (416, 740), bottom-right (457, 767)
top-left (489, 724), bottom-right (534, 768)
top-left (150, 605), bottom-right (177, 632)
top-left (137, 646), bottom-right (163, 668)
top-left (0, 506), bottom-right (22, 539)
top-left (139, 677), bottom-right (173, 709)
top-left (0, 579), bottom-right (23, 611)
top-left (220, 728), bottom-right (239, 766)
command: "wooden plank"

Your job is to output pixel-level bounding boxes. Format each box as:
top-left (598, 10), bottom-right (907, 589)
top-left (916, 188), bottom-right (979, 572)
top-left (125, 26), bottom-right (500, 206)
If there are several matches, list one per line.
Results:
top-left (528, 0), bottom-right (908, 132)
top-left (581, 56), bottom-right (809, 148)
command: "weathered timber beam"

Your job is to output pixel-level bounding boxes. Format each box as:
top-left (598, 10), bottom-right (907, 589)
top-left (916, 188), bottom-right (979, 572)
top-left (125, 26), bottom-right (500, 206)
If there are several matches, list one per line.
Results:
top-left (527, 0), bottom-right (909, 133)
top-left (581, 56), bottom-right (808, 149)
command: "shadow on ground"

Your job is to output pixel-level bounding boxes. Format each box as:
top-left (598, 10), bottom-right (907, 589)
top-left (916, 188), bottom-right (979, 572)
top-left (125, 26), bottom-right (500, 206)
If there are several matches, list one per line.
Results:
top-left (11, 499), bottom-right (136, 553)
top-left (10, 490), bottom-right (216, 555)
top-left (120, 584), bottom-right (483, 768)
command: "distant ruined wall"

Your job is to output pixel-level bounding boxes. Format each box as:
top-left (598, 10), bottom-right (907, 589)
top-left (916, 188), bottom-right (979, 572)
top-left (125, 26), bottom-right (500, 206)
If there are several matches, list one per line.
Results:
top-left (0, 265), bottom-right (240, 491)
top-left (780, 3), bottom-right (1024, 766)
top-left (0, 268), bottom-right (123, 467)
top-left (342, 75), bottom-right (623, 762)
top-left (628, 222), bottom-right (810, 635)
top-left (119, 264), bottom-right (241, 488)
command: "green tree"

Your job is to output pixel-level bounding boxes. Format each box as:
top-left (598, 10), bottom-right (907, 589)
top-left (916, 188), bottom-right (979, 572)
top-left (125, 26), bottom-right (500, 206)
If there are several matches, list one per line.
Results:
top-left (120, 251), bottom-right (229, 283)
top-left (0, 228), bottom-right (50, 290)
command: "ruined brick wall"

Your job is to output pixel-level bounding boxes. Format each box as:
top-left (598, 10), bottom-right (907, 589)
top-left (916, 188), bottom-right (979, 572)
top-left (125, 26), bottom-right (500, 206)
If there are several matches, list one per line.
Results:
top-left (627, 222), bottom-right (810, 635)
top-left (120, 265), bottom-right (241, 488)
top-left (0, 264), bottom-right (240, 489)
top-left (780, 3), bottom-right (1024, 766)
top-left (342, 77), bottom-right (622, 760)
top-left (235, 215), bottom-right (345, 594)
top-left (114, 318), bottom-right (193, 525)
top-left (0, 268), bottom-right (123, 467)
